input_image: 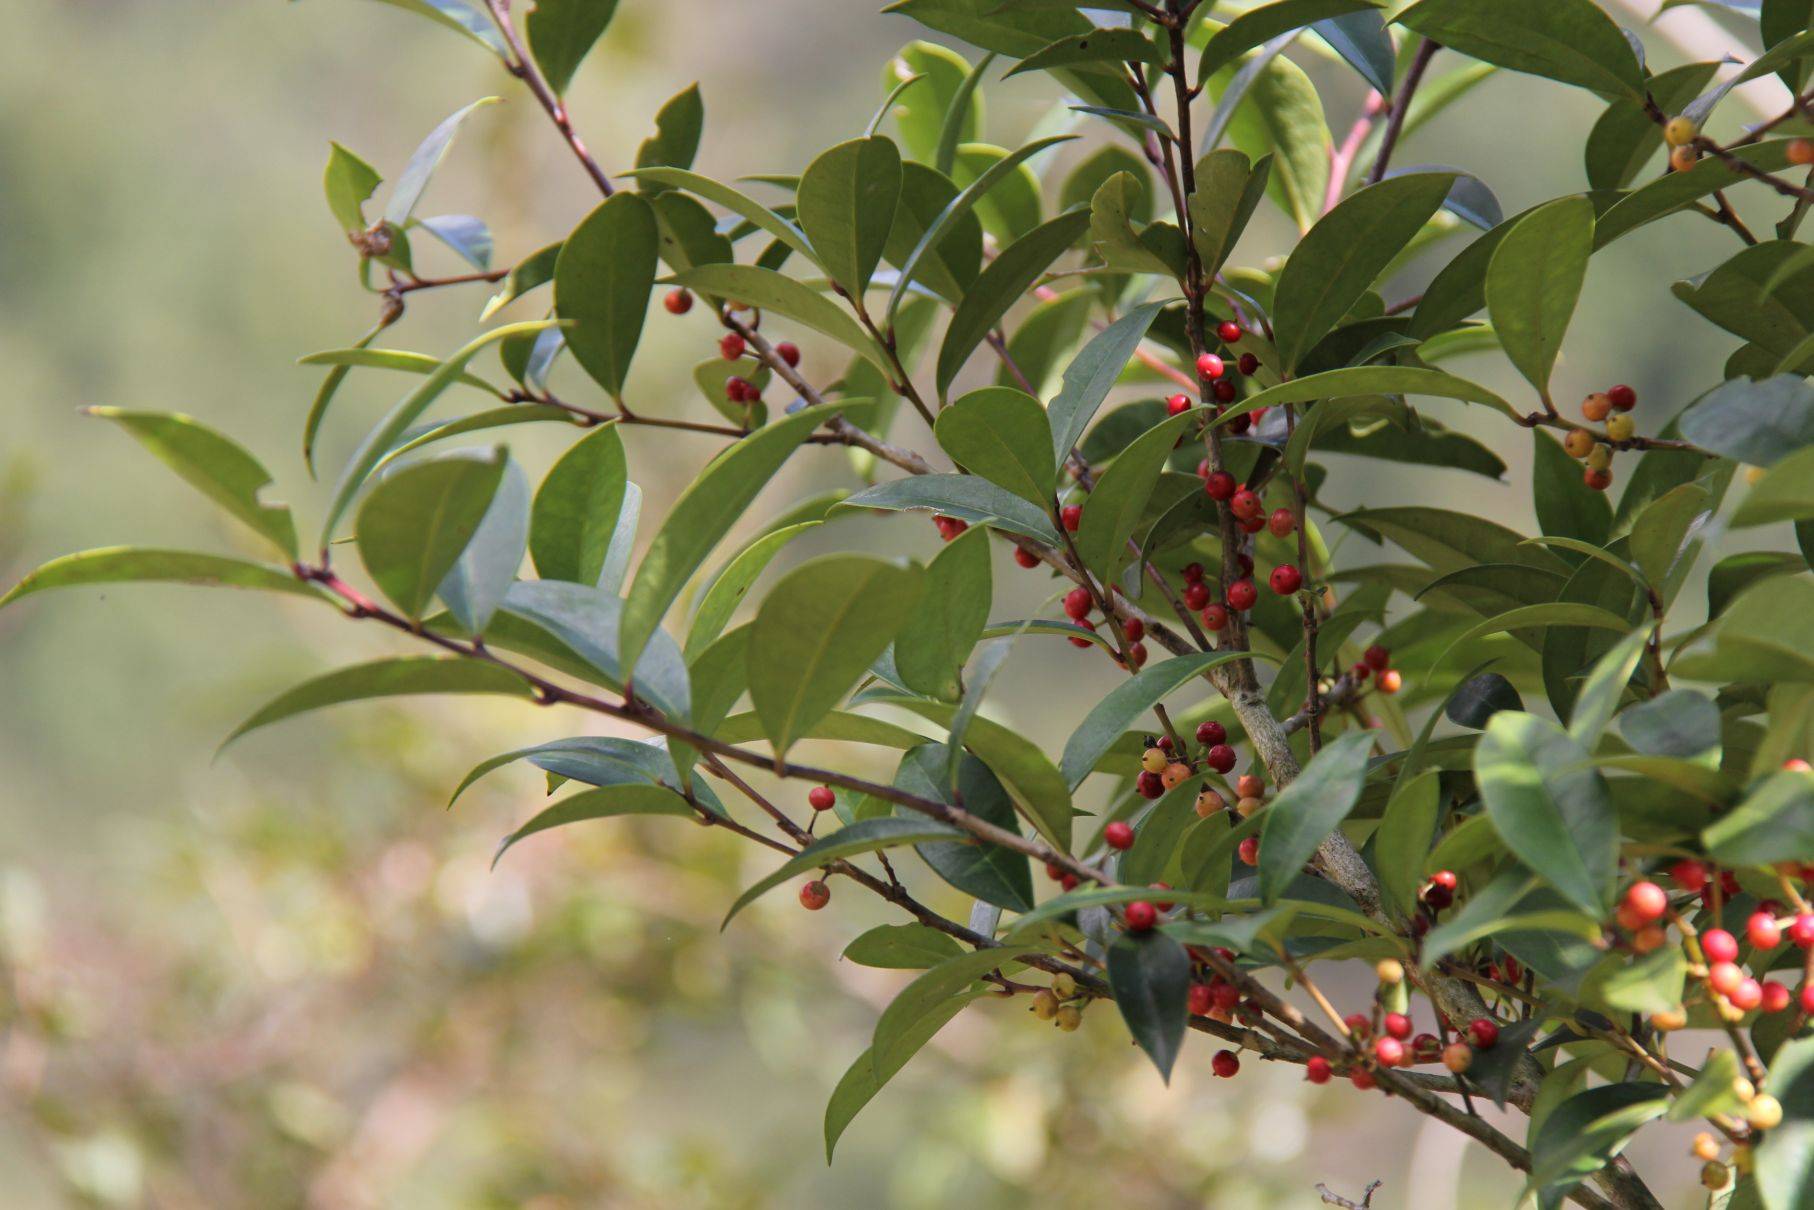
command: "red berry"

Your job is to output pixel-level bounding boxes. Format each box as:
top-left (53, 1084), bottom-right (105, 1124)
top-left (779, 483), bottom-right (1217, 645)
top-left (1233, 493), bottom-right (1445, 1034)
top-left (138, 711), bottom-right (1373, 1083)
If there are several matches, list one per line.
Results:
top-left (1375, 1036), bottom-right (1405, 1067)
top-left (1206, 744), bottom-right (1237, 773)
top-left (800, 879), bottom-right (830, 910)
top-left (725, 375), bottom-right (753, 402)
top-left (1237, 836), bottom-right (1260, 866)
top-left (776, 341), bottom-right (801, 368)
top-left (1227, 579), bottom-right (1258, 611)
top-left (1063, 587), bottom-right (1093, 620)
top-left (1197, 352), bottom-right (1226, 380)
top-left (1623, 881), bottom-right (1668, 924)
top-left (1422, 881), bottom-right (1454, 911)
top-left (1584, 467), bottom-right (1612, 492)
top-left (1607, 384), bottom-right (1636, 411)
top-left (1467, 1018), bottom-right (1499, 1049)
top-left (1763, 981), bottom-right (1793, 1013)
top-left (1182, 561), bottom-right (1206, 582)
top-left (1158, 734), bottom-right (1175, 752)
top-left (1237, 352), bottom-right (1259, 375)
top-left (1068, 618), bottom-right (1096, 648)
top-left (663, 288), bottom-right (694, 314)
top-left (1384, 1012), bottom-right (1412, 1041)
top-left (1137, 770), bottom-right (1165, 799)
top-left (807, 785), bottom-right (836, 812)
top-left (1790, 913), bottom-right (1814, 949)
top-left (1305, 1056), bottom-right (1332, 1084)
top-left (1014, 547), bottom-right (1040, 569)
top-left (1748, 911), bottom-right (1783, 950)
top-left (1167, 392), bottom-right (1193, 416)
top-left (1430, 870), bottom-right (1458, 892)
top-left (1210, 980), bottom-right (1240, 1012)
top-left (1350, 1068), bottom-right (1377, 1091)
top-left (1377, 669), bottom-right (1403, 695)
top-left (1104, 820), bottom-right (1135, 851)
top-left (1670, 860), bottom-right (1708, 892)
top-left (1197, 721), bottom-right (1226, 746)
top-left (1204, 470), bottom-right (1237, 501)
top-left (1229, 489), bottom-right (1261, 521)
top-left (1268, 508), bottom-right (1296, 538)
top-left (1217, 321), bottom-right (1243, 344)
top-left (1703, 929), bottom-right (1739, 964)
top-left (1189, 984), bottom-right (1214, 1015)
top-left (1196, 458), bottom-right (1212, 481)
top-left (933, 515), bottom-right (968, 541)
top-left (1212, 1049), bottom-right (1241, 1078)
top-left (1123, 617), bottom-right (1145, 642)
top-left (720, 332), bottom-right (746, 360)
top-left (1730, 977), bottom-right (1764, 1011)
top-left (1201, 603), bottom-right (1229, 632)
top-left (1364, 645), bottom-right (1390, 671)
top-left (1061, 504), bottom-right (1082, 532)
top-left (1183, 581), bottom-right (1212, 611)
top-left (1709, 962), bottom-right (1744, 996)
top-left (1126, 641), bottom-right (1148, 667)
top-left (1124, 900), bottom-right (1157, 932)
top-left (1269, 564), bottom-right (1303, 595)
top-left (1345, 1013), bottom-right (1373, 1037)
top-left (1214, 378), bottom-right (1239, 404)
top-left (1045, 860), bottom-right (1065, 881)
top-left (1060, 873), bottom-right (1080, 890)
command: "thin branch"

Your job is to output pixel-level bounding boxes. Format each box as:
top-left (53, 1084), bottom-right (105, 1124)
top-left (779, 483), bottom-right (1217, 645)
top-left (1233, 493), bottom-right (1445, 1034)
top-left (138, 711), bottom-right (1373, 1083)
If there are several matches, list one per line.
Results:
top-left (1367, 39), bottom-right (1438, 186)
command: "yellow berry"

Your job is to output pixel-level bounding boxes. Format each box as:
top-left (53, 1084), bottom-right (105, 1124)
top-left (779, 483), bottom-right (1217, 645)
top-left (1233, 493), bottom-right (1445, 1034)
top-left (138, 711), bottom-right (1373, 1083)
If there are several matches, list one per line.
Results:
top-left (1745, 464), bottom-right (1767, 486)
top-left (1671, 145), bottom-right (1699, 173)
top-left (1582, 392), bottom-right (1613, 422)
top-left (1664, 116), bottom-right (1699, 147)
top-left (1651, 1006), bottom-right (1687, 1031)
top-left (1141, 747), bottom-right (1168, 774)
top-left (1734, 1077), bottom-right (1756, 1104)
top-left (1748, 1093), bottom-right (1783, 1131)
top-left (1236, 795), bottom-right (1264, 818)
top-left (1195, 789), bottom-right (1226, 818)
top-left (1375, 959), bottom-right (1405, 985)
top-left (1032, 989), bottom-right (1059, 1019)
top-left (1692, 1132), bottom-right (1721, 1162)
top-left (1606, 413), bottom-right (1634, 442)
top-left (1587, 442), bottom-right (1613, 471)
top-left (1052, 972), bottom-right (1076, 998)
top-left (1055, 1004), bottom-right (1082, 1032)
top-left (1702, 1161), bottom-right (1730, 1191)
top-left (1564, 429), bottom-right (1595, 459)
top-left (1161, 761), bottom-right (1191, 790)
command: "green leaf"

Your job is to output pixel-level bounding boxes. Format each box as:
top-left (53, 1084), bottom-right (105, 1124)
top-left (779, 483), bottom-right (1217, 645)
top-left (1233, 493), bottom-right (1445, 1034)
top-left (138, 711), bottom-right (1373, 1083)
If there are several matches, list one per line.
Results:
top-left (384, 97), bottom-right (499, 227)
top-left (844, 923), bottom-right (966, 969)
top-left (879, 697), bottom-right (1074, 849)
top-left (324, 141), bottom-right (382, 233)
top-left (529, 424), bottom-right (628, 587)
top-left (1487, 196), bottom-right (1594, 400)
top-left (87, 409), bottom-right (297, 559)
top-left (893, 527), bottom-right (991, 702)
top-left (894, 744), bottom-right (1033, 911)
top-left (1009, 27), bottom-right (1162, 77)
top-left (1256, 731), bottom-right (1376, 904)
top-left (686, 521), bottom-right (823, 660)
top-left (502, 580), bottom-right (691, 719)
top-left (838, 474), bottom-right (1061, 544)
top-left (1214, 365), bottom-right (1518, 432)
top-left (1532, 433), bottom-right (1614, 556)
top-left (1620, 688), bottom-right (1720, 762)
top-left (798, 136), bottom-right (903, 297)
top-left (726, 817), bottom-right (970, 925)
top-left (1566, 628), bottom-right (1648, 747)
top-left (1396, 0), bottom-right (1644, 99)
top-left (750, 556), bottom-right (926, 754)
top-left (871, 943), bottom-right (1039, 1072)
top-left (1198, 0), bottom-right (1381, 86)
top-left (1596, 141), bottom-right (1801, 247)
top-left (356, 449), bottom-right (505, 620)
top-left (1088, 172), bottom-right (1182, 277)
top-left (1313, 9), bottom-right (1394, 94)
top-left (296, 347), bottom-right (500, 396)
top-left (1048, 299), bottom-right (1170, 462)
top-left (1597, 946), bottom-right (1686, 1016)
top-left (555, 193), bottom-right (659, 399)
top-left (1060, 651), bottom-right (1261, 789)
top-left (824, 992), bottom-right (981, 1162)
top-left (1208, 40), bottom-right (1329, 232)
top-left (1683, 573), bottom-right (1814, 683)
top-left (1074, 411), bottom-right (1198, 579)
top-left (365, 0), bottom-right (506, 54)
top-left (224, 656), bottom-right (532, 748)
top-left (1585, 63), bottom-right (1720, 192)
top-left (627, 167), bottom-right (819, 265)
top-left (494, 783), bottom-right (691, 867)
top-left (1524, 1084), bottom-right (1667, 1203)
top-left (1188, 149), bottom-right (1272, 277)
top-left (525, 0), bottom-right (619, 97)
top-left (1708, 552), bottom-right (1805, 621)
top-left (1734, 445), bottom-right (1814, 526)
top-left (1756, 1034), bottom-right (1814, 1208)
top-left (633, 83), bottom-right (704, 185)
top-left (1120, 777), bottom-right (1203, 889)
top-left (1376, 769), bottom-right (1441, 917)
top-left (1475, 711), bottom-right (1618, 915)
top-left (1271, 173), bottom-right (1454, 372)
top-left (620, 401), bottom-right (850, 683)
top-left (1336, 506), bottom-right (1561, 575)
top-left (1106, 931), bottom-right (1191, 1082)
top-left (882, 161), bottom-right (983, 305)
top-left (936, 209), bottom-right (1091, 400)
top-left (0, 548), bottom-right (321, 609)
top-left (1420, 873), bottom-right (1600, 967)
top-left (934, 387), bottom-right (1058, 506)
top-left (669, 264), bottom-right (889, 372)
top-left (438, 458), bottom-right (528, 636)
top-left (1704, 769), bottom-right (1814, 866)
top-left (320, 320), bottom-right (557, 550)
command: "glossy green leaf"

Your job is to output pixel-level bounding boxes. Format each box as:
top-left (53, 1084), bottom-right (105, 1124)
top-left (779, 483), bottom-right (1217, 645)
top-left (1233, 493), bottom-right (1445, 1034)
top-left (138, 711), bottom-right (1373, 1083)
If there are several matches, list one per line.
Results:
top-left (633, 83), bottom-right (704, 187)
top-left (1009, 27), bottom-right (1162, 77)
top-left (838, 474), bottom-right (1061, 544)
top-left (893, 526), bottom-right (990, 702)
top-left (1074, 410), bottom-right (1197, 579)
top-left (798, 136), bottom-right (903, 297)
top-left (882, 161), bottom-right (983, 304)
top-left (627, 167), bottom-right (818, 265)
top-left (1734, 445), bottom-right (1814, 526)
top-left (1566, 628), bottom-right (1648, 747)
top-left (894, 743), bottom-right (1033, 911)
top-left (503, 580), bottom-right (692, 720)
top-left (1256, 730), bottom-right (1376, 904)
top-left (1585, 62), bottom-right (1720, 192)
top-left (384, 97), bottom-right (499, 227)
top-left (1271, 173), bottom-right (1454, 372)
top-left (525, 0), bottom-right (619, 96)
top-left (1188, 149), bottom-right (1271, 277)
top-left (1397, 0), bottom-right (1644, 98)
top-left (1704, 769), bottom-right (1814, 866)
top-left (366, 0), bottom-right (506, 54)
top-left (297, 347), bottom-right (499, 396)
top-left (871, 942), bottom-right (1040, 1074)
top-left (1213, 365), bottom-right (1517, 431)
top-left (844, 923), bottom-right (966, 969)
top-left (934, 387), bottom-right (1057, 506)
top-left (1487, 196), bottom-right (1594, 400)
top-left (1088, 172), bottom-right (1181, 277)
top-left (936, 209), bottom-right (1091, 400)
top-left (224, 656), bottom-right (532, 748)
top-left (1475, 711), bottom-right (1618, 915)
top-left (670, 264), bottom-right (889, 371)
top-left (1197, 0), bottom-right (1381, 86)
top-left (0, 548), bottom-right (322, 609)
top-left (749, 555), bottom-right (925, 753)
top-left (726, 816), bottom-right (969, 925)
top-left (824, 991), bottom-right (981, 1161)
top-left (324, 141), bottom-right (382, 232)
top-left (530, 423), bottom-right (628, 587)
top-left (879, 696), bottom-right (1073, 850)
top-left (1597, 946), bottom-right (1686, 1016)
top-left (1208, 39), bottom-right (1328, 231)
top-left (686, 521), bottom-right (822, 660)
top-left (1048, 299), bottom-right (1170, 462)
top-left (438, 458), bottom-right (528, 636)
top-left (1376, 768), bottom-right (1441, 917)
top-left (1060, 651), bottom-right (1260, 789)
top-left (1596, 141), bottom-right (1800, 247)
top-left (1523, 1084), bottom-right (1667, 1203)
top-left (87, 409), bottom-right (297, 558)
top-left (555, 193), bottom-right (659, 399)
top-left (494, 783), bottom-right (692, 867)
top-left (1106, 931), bottom-right (1191, 1082)
top-left (356, 449), bottom-right (505, 620)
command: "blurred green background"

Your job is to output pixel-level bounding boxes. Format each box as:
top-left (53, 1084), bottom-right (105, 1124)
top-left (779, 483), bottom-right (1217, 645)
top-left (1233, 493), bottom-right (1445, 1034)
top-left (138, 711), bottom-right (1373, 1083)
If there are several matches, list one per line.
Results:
top-left (0, 2), bottom-right (1790, 1206)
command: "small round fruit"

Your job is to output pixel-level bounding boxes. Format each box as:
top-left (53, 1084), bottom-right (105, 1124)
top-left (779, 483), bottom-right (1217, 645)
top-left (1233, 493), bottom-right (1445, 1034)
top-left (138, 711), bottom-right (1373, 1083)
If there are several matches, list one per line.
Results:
top-left (1382, 1012), bottom-right (1412, 1041)
top-left (1205, 470), bottom-right (1237, 501)
top-left (1230, 488), bottom-right (1262, 521)
top-left (1748, 911), bottom-right (1783, 951)
top-left (1124, 900), bottom-right (1158, 931)
top-left (1790, 138), bottom-right (1814, 166)
top-left (1378, 669), bottom-right (1403, 695)
top-left (1014, 547), bottom-right (1040, 569)
top-left (1237, 836), bottom-right (1260, 866)
top-left (1197, 352), bottom-right (1226, 380)
top-left (1235, 795), bottom-right (1263, 818)
top-left (1664, 116), bottom-right (1698, 147)
top-left (1269, 564), bottom-right (1303, 595)
top-left (1749, 1093), bottom-right (1785, 1130)
top-left (1467, 1018), bottom-right (1499, 1049)
top-left (1305, 1055), bottom-right (1332, 1084)
top-left (1061, 504), bottom-right (1083, 532)
top-left (1123, 617), bottom-right (1145, 641)
top-left (663, 288), bottom-right (695, 314)
top-left (1790, 913), bottom-right (1814, 949)
top-left (1702, 1161), bottom-right (1730, 1191)
top-left (1608, 384), bottom-right (1636, 411)
top-left (800, 879), bottom-right (831, 910)
top-left (1183, 580), bottom-right (1212, 611)
top-left (1126, 641), bottom-right (1149, 668)
top-left (1212, 1049), bottom-right (1241, 1078)
top-left (1214, 378), bottom-right (1239, 404)
top-left (1227, 579), bottom-right (1258, 611)
top-left (1188, 983), bottom-right (1214, 1016)
top-left (1055, 1004), bottom-right (1082, 1032)
top-left (1238, 352), bottom-right (1260, 375)
top-left (1730, 977), bottom-right (1764, 1011)
top-left (1584, 467), bottom-right (1613, 492)
top-left (1762, 981), bottom-right (1793, 1013)
top-left (1197, 721), bottom-right (1227, 746)
top-left (1235, 774), bottom-right (1264, 799)
top-left (1670, 145), bottom-right (1699, 173)
top-left (1136, 770), bottom-right (1165, 800)
top-left (1068, 618), bottom-right (1096, 648)
top-left (1693, 1132), bottom-right (1722, 1162)
top-left (808, 785), bottom-right (836, 812)
top-left (1063, 586), bottom-right (1093, 620)
top-left (1564, 429), bottom-right (1595, 459)
top-left (1201, 602), bottom-right (1230, 632)
top-left (1651, 1006), bottom-right (1688, 1032)
top-left (1670, 860), bottom-right (1709, 892)
top-left (1161, 761), bottom-right (1189, 789)
top-left (1623, 881), bottom-right (1669, 924)
top-left (934, 515), bottom-right (968, 540)
top-left (1216, 320), bottom-right (1243, 344)
top-left (719, 332), bottom-right (746, 360)
top-left (1032, 989), bottom-right (1059, 1019)
top-left (1268, 508), bottom-right (1296, 538)
top-left (1442, 1042), bottom-right (1472, 1073)
top-left (1206, 743), bottom-right (1237, 774)
top-left (1195, 789), bottom-right (1226, 818)
top-left (1167, 392), bottom-right (1193, 416)
top-left (1709, 961), bottom-right (1745, 997)
top-left (1364, 645), bottom-right (1390, 671)
top-left (1582, 392), bottom-right (1613, 422)
top-left (1606, 413), bottom-right (1635, 442)
top-left (1141, 746), bottom-right (1168, 775)
top-left (1633, 924), bottom-right (1667, 953)
top-left (775, 341), bottom-right (802, 367)
top-left (1350, 1068), bottom-right (1377, 1091)
top-left (1374, 1036), bottom-right (1405, 1067)
top-left (1587, 441), bottom-right (1613, 471)
top-left (1703, 929), bottom-right (1740, 964)
top-left (725, 375), bottom-right (754, 402)
top-left (1053, 972), bottom-right (1076, 998)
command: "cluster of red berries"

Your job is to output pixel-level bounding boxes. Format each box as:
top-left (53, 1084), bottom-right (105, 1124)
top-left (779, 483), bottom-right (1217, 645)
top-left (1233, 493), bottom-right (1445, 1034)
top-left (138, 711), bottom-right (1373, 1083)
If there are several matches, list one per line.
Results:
top-left (1059, 584), bottom-right (1148, 664)
top-left (1567, 384), bottom-right (1636, 491)
top-left (661, 287), bottom-right (802, 414)
top-left (1347, 643), bottom-right (1402, 697)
